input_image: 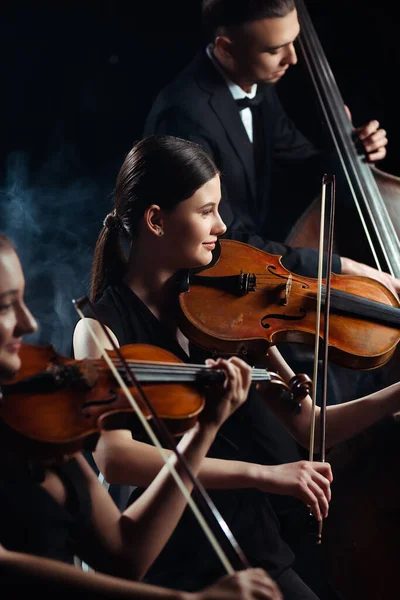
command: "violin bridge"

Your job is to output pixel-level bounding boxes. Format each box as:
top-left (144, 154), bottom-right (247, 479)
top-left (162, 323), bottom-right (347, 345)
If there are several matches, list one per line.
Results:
top-left (77, 360), bottom-right (100, 389)
top-left (279, 273), bottom-right (293, 306)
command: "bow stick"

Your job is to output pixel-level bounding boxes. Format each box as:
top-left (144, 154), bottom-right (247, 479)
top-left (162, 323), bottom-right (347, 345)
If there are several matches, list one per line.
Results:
top-left (308, 173), bottom-right (335, 543)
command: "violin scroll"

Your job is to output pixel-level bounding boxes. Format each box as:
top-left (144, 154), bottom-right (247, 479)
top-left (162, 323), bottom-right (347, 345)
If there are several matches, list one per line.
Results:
top-left (256, 370), bottom-right (311, 415)
top-left (288, 373), bottom-right (313, 398)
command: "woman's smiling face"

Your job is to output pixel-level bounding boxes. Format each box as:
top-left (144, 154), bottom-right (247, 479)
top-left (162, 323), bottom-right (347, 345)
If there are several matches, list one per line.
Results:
top-left (0, 247), bottom-right (37, 380)
top-left (158, 174), bottom-right (227, 270)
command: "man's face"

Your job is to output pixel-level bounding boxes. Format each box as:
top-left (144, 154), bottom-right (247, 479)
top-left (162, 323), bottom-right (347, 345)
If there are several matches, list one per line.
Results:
top-left (227, 9), bottom-right (300, 87)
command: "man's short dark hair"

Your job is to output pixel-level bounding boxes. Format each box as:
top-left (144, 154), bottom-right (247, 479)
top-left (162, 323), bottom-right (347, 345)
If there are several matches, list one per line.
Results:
top-left (202, 0), bottom-right (296, 40)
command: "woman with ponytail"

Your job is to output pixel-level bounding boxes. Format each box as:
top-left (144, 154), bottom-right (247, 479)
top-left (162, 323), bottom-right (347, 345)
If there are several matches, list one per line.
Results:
top-left (72, 134), bottom-right (338, 600)
top-left (75, 134), bottom-right (400, 599)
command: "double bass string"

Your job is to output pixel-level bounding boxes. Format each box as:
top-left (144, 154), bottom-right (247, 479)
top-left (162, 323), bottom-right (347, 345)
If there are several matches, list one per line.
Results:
top-left (295, 0), bottom-right (400, 278)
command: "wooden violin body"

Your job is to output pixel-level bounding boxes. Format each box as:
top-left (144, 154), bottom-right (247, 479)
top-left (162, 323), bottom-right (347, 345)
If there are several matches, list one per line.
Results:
top-left (0, 342), bottom-right (306, 461)
top-left (178, 239), bottom-right (400, 369)
top-left (0, 343), bottom-right (206, 460)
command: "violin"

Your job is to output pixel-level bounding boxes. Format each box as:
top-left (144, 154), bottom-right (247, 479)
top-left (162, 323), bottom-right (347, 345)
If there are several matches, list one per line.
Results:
top-left (178, 239), bottom-right (400, 370)
top-left (0, 342), bottom-right (311, 462)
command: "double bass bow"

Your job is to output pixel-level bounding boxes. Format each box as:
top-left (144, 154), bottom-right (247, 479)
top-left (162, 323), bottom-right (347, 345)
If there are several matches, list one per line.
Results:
top-left (287, 0), bottom-right (400, 278)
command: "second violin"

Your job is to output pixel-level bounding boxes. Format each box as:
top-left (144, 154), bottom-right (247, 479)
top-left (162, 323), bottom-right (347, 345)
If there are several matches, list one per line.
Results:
top-left (178, 239), bottom-right (400, 370)
top-left (0, 342), bottom-right (310, 461)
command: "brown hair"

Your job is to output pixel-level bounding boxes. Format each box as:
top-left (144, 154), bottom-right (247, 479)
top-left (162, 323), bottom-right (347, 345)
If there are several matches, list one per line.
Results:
top-left (90, 135), bottom-right (219, 302)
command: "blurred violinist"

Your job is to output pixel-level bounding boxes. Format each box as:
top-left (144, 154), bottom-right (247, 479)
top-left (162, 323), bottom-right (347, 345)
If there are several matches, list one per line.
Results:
top-left (0, 232), bottom-right (281, 599)
top-left (73, 134), bottom-right (400, 599)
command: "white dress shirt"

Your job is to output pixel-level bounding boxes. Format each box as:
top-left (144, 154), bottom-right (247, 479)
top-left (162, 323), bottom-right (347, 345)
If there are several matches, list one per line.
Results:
top-left (206, 45), bottom-right (258, 142)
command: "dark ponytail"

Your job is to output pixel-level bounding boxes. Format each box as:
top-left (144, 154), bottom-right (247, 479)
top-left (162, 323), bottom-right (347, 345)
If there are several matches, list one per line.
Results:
top-left (90, 224), bottom-right (127, 302)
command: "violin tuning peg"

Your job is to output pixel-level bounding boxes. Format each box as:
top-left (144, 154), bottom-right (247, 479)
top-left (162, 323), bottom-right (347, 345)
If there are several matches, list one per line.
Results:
top-left (289, 374), bottom-right (313, 399)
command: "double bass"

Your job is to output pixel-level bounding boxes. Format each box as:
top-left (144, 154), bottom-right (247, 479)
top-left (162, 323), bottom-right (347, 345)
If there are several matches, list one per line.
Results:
top-left (284, 3), bottom-right (400, 599)
top-left (287, 0), bottom-right (400, 276)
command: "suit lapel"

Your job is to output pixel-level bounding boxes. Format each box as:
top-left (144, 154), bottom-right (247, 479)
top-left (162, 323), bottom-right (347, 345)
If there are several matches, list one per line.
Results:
top-left (195, 53), bottom-right (257, 202)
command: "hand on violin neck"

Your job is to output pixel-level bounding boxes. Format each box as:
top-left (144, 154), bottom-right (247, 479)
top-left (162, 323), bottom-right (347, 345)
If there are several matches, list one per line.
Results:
top-left (199, 357), bottom-right (251, 428)
top-left (345, 104), bottom-right (388, 163)
top-left (340, 256), bottom-right (400, 299)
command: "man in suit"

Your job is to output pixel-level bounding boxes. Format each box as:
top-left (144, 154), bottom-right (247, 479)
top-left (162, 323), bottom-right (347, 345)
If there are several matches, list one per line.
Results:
top-left (144, 0), bottom-right (394, 288)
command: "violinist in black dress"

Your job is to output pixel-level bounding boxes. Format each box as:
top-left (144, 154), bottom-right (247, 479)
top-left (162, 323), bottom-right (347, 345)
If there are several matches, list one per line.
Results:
top-left (73, 135), bottom-right (400, 599)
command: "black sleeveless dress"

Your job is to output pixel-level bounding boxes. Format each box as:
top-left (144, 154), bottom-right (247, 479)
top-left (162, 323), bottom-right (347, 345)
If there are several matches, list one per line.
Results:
top-left (0, 429), bottom-right (92, 564)
top-left (81, 283), bottom-right (315, 590)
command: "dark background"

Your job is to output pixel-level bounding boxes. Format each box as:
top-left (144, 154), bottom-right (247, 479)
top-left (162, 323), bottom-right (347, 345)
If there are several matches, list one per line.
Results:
top-left (1, 0), bottom-right (399, 355)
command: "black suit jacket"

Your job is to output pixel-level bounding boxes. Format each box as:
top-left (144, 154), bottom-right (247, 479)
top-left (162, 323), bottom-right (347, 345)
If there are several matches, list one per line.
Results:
top-left (144, 51), bottom-right (341, 276)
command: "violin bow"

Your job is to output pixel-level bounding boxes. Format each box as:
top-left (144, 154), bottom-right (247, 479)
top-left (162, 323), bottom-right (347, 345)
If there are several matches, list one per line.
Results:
top-left (308, 173), bottom-right (335, 543)
top-left (73, 297), bottom-right (250, 574)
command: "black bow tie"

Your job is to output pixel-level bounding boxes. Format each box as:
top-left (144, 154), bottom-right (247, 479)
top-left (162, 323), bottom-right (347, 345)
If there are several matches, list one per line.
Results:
top-left (235, 93), bottom-right (263, 110)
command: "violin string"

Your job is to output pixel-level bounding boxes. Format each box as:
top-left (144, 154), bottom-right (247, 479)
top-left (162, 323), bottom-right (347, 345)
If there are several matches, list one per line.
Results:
top-left (90, 358), bottom-right (271, 379)
top-left (192, 279), bottom-right (400, 325)
top-left (251, 286), bottom-right (400, 322)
